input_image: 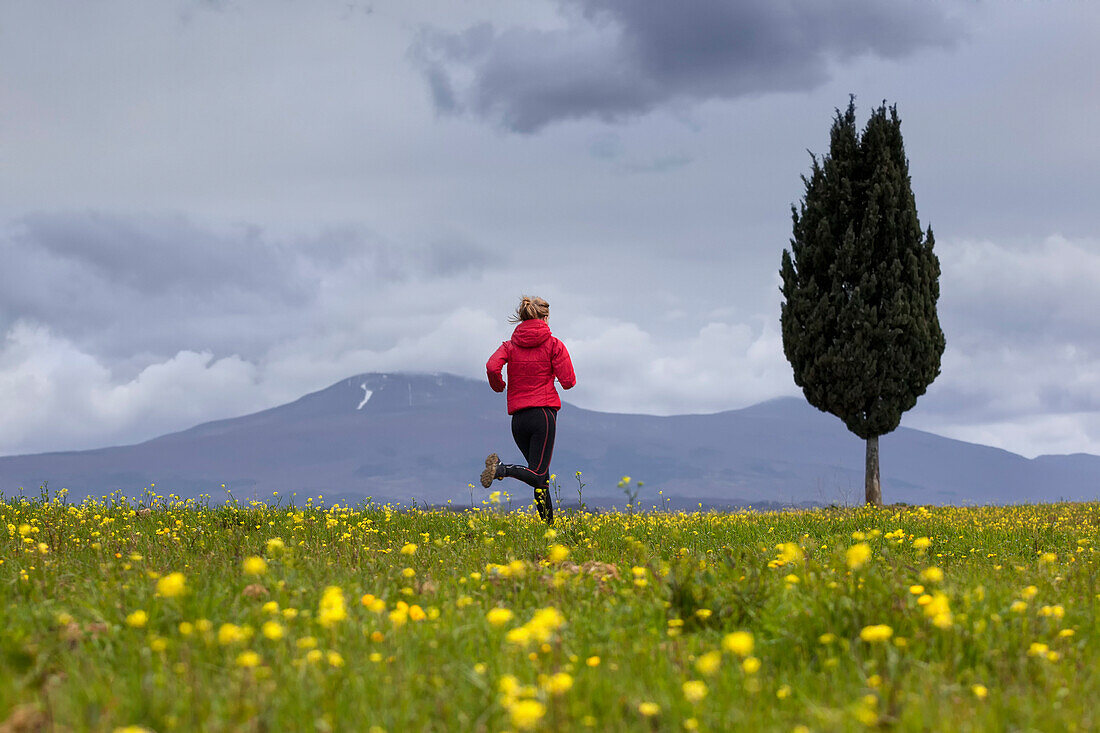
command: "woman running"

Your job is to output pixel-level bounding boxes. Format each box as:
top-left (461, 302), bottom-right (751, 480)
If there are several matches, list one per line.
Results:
top-left (481, 296), bottom-right (576, 525)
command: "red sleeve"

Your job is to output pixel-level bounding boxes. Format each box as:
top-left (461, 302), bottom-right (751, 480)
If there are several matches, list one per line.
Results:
top-left (552, 339), bottom-right (576, 389)
top-left (486, 342), bottom-right (509, 392)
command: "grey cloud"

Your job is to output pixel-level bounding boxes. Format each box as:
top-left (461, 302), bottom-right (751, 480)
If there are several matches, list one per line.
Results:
top-left (937, 237), bottom-right (1100, 356)
top-left (0, 213), bottom-right (432, 362)
top-left (588, 132), bottom-right (623, 160)
top-left (414, 0), bottom-right (962, 132)
top-left (906, 235), bottom-right (1100, 431)
top-left (421, 237), bottom-right (498, 277)
top-left (11, 213), bottom-right (311, 302)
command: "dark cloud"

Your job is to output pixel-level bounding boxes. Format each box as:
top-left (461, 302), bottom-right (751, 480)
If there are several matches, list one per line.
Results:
top-left (11, 213), bottom-right (309, 300)
top-left (414, 0), bottom-right (962, 132)
top-left (0, 213), bottom-right (412, 360)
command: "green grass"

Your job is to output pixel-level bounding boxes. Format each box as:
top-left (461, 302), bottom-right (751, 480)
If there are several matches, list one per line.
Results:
top-left (2, 492), bottom-right (1099, 731)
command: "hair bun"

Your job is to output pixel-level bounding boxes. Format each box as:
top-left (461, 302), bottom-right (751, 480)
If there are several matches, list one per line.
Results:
top-left (509, 295), bottom-right (550, 323)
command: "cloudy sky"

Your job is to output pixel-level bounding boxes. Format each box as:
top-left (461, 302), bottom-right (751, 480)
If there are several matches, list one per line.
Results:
top-left (2, 0), bottom-right (1098, 459)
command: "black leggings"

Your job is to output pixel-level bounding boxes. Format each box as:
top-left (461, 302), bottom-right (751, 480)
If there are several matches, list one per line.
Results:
top-left (501, 406), bottom-right (556, 522)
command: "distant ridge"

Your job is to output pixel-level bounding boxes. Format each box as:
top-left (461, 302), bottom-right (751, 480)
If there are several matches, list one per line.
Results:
top-left (1, 372), bottom-right (1097, 507)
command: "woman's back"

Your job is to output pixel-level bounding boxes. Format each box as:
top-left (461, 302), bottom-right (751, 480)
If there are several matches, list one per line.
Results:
top-left (487, 318), bottom-right (575, 414)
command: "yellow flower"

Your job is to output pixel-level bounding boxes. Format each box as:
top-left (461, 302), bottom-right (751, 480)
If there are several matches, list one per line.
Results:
top-left (682, 680), bottom-right (708, 703)
top-left (296, 636), bottom-right (318, 649)
top-left (921, 592), bottom-right (951, 619)
top-left (859, 624), bottom-right (894, 643)
top-left (722, 630), bottom-right (754, 657)
top-left (776, 684), bottom-right (792, 699)
top-left (327, 651), bottom-right (345, 667)
top-left (972, 684), bottom-right (988, 699)
top-left (775, 542), bottom-right (804, 565)
top-left (920, 566), bottom-right (944, 584)
top-left (125, 610), bottom-right (148, 628)
top-left (178, 621), bottom-right (194, 636)
top-left (912, 536), bottom-right (932, 550)
top-left (1021, 585), bottom-right (1039, 599)
top-left (218, 623), bottom-right (246, 645)
top-left (1027, 642), bottom-right (1050, 657)
top-left (548, 544), bottom-right (570, 563)
top-left (586, 655), bottom-right (601, 667)
top-left (156, 572), bottom-right (186, 598)
top-left (909, 585), bottom-right (925, 595)
top-left (854, 706), bottom-right (878, 726)
top-left (846, 543), bottom-right (871, 570)
top-left (1010, 600), bottom-right (1028, 614)
top-left (408, 605), bottom-right (427, 622)
top-left (506, 626), bottom-right (532, 646)
top-left (518, 607), bottom-right (565, 643)
top-left (261, 621), bottom-right (284, 640)
top-left (265, 537), bottom-right (286, 553)
top-left (235, 650), bottom-right (261, 668)
top-left (317, 586), bottom-right (347, 628)
top-left (262, 601), bottom-right (280, 614)
top-left (400, 543), bottom-right (418, 555)
top-left (498, 674), bottom-right (521, 696)
top-left (509, 700), bottom-right (546, 730)
top-left (741, 656), bottom-right (761, 674)
top-left (695, 650), bottom-right (722, 676)
top-left (242, 556), bottom-right (267, 576)
top-left (637, 702), bottom-right (659, 717)
top-left (545, 672), bottom-right (573, 695)
top-left (487, 608), bottom-right (514, 626)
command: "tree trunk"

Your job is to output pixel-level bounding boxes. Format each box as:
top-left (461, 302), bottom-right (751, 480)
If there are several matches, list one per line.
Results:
top-left (865, 435), bottom-right (882, 506)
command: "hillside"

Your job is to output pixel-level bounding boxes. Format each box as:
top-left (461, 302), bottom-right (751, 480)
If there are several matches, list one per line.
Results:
top-left (1, 372), bottom-right (1097, 506)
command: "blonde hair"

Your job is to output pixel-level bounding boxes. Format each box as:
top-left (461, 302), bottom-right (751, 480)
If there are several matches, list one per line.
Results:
top-left (509, 295), bottom-right (550, 323)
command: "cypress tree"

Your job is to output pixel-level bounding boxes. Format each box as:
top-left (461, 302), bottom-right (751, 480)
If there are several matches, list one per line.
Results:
top-left (780, 99), bottom-right (944, 506)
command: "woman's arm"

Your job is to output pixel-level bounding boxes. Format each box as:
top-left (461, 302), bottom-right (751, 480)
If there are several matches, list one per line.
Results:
top-left (486, 343), bottom-right (509, 392)
top-left (552, 339), bottom-right (576, 389)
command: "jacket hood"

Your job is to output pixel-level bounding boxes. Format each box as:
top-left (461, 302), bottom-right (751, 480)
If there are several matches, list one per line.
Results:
top-left (511, 319), bottom-right (552, 348)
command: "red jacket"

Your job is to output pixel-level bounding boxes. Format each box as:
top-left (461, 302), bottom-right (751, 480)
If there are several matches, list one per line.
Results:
top-left (486, 319), bottom-right (576, 413)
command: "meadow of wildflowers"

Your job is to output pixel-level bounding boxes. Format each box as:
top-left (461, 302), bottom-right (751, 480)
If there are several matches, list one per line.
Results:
top-left (2, 486), bottom-right (1098, 731)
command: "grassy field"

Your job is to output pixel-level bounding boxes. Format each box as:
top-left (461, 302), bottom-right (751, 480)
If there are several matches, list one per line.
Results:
top-left (2, 487), bottom-right (1098, 732)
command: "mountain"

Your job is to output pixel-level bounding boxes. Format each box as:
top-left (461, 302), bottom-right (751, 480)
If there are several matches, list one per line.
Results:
top-left (1, 372), bottom-right (1098, 508)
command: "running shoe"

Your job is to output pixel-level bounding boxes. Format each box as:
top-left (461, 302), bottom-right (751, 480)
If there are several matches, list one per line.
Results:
top-left (481, 453), bottom-right (501, 489)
